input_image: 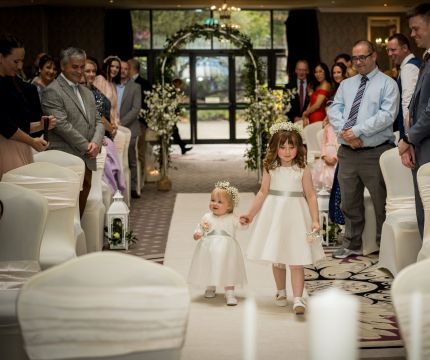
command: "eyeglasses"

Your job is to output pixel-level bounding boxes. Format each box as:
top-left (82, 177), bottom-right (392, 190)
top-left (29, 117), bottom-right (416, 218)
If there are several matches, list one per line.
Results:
top-left (351, 53), bottom-right (374, 63)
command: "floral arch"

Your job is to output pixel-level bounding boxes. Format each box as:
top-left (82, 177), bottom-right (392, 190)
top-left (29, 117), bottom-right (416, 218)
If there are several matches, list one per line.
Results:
top-left (151, 24), bottom-right (290, 182)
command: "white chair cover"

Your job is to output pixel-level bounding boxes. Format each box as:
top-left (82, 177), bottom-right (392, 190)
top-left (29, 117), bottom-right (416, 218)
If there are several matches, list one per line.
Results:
top-left (118, 126), bottom-right (131, 206)
top-left (391, 257), bottom-right (430, 359)
top-left (303, 122), bottom-right (323, 162)
top-left (417, 162), bottom-right (430, 261)
top-left (17, 252), bottom-right (190, 360)
top-left (316, 128), bottom-right (324, 149)
top-left (34, 150), bottom-right (87, 256)
top-left (2, 163), bottom-right (80, 270)
top-left (378, 148), bottom-right (421, 275)
top-left (81, 146), bottom-right (107, 252)
top-left (362, 188), bottom-right (378, 255)
top-left (0, 183), bottom-right (48, 360)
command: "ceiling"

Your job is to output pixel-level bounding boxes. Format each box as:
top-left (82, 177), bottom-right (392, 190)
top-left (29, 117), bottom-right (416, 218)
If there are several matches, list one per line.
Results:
top-left (0, 0), bottom-right (423, 12)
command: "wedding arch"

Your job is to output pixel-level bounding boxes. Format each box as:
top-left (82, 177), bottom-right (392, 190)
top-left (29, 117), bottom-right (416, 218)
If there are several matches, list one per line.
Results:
top-left (155, 23), bottom-right (266, 180)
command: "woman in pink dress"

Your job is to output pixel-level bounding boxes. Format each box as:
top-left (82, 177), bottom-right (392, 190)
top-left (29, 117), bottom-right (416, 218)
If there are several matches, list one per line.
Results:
top-left (302, 62), bottom-right (331, 125)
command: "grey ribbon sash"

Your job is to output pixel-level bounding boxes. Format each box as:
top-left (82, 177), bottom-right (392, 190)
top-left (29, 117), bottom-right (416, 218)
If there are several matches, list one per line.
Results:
top-left (207, 229), bottom-right (232, 237)
top-left (269, 189), bottom-right (304, 197)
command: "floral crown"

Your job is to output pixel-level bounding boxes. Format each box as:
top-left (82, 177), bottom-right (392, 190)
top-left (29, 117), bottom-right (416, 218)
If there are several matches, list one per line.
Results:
top-left (269, 121), bottom-right (303, 137)
top-left (215, 181), bottom-right (239, 208)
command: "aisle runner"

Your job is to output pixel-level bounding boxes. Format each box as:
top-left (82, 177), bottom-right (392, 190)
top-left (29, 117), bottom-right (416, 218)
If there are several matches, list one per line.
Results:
top-left (305, 253), bottom-right (403, 348)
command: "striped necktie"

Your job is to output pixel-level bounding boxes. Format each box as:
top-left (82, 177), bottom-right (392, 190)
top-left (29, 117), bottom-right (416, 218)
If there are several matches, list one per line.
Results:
top-left (343, 75), bottom-right (368, 130)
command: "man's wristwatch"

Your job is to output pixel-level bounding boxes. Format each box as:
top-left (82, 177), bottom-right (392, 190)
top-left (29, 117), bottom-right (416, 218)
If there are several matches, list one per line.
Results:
top-left (402, 134), bottom-right (413, 146)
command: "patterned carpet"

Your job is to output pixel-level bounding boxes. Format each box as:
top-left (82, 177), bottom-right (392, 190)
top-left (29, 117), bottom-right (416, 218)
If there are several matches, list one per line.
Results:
top-left (305, 250), bottom-right (402, 349)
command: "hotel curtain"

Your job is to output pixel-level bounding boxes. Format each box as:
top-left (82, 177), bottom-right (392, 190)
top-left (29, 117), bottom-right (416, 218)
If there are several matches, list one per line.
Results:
top-left (104, 9), bottom-right (133, 60)
top-left (286, 9), bottom-right (320, 82)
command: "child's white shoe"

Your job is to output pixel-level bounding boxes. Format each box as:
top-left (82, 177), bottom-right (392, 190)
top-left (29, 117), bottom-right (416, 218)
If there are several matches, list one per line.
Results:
top-left (293, 297), bottom-right (306, 315)
top-left (204, 286), bottom-right (216, 298)
top-left (275, 289), bottom-right (287, 307)
top-left (225, 290), bottom-right (238, 306)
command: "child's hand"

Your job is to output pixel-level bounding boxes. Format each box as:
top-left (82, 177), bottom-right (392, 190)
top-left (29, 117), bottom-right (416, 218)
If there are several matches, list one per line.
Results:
top-left (240, 215), bottom-right (252, 225)
top-left (323, 156), bottom-right (337, 166)
top-left (193, 232), bottom-right (202, 241)
top-left (312, 222), bottom-right (320, 233)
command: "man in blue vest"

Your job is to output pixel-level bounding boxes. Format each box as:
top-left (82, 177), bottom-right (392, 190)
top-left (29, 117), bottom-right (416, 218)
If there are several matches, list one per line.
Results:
top-left (387, 33), bottom-right (421, 166)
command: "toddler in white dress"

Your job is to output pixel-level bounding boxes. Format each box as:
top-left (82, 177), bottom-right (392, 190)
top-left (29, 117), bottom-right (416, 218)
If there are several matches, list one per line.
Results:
top-left (241, 121), bottom-right (324, 314)
top-left (188, 181), bottom-right (247, 306)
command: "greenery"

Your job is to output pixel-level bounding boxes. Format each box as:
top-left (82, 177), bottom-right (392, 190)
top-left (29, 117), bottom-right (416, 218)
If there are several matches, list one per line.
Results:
top-left (156, 23), bottom-right (264, 95)
top-left (244, 86), bottom-right (296, 170)
top-left (104, 226), bottom-right (138, 247)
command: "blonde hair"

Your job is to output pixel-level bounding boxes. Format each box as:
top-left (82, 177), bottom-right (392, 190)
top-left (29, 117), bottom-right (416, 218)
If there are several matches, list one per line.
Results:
top-left (263, 130), bottom-right (306, 171)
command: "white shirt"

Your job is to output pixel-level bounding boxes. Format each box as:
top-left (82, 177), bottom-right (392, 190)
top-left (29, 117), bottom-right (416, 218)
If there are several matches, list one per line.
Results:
top-left (60, 73), bottom-right (86, 115)
top-left (400, 53), bottom-right (420, 128)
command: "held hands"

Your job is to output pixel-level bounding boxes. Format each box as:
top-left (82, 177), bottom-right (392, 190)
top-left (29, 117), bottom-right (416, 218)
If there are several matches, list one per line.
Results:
top-left (400, 146), bottom-right (416, 169)
top-left (342, 128), bottom-right (363, 149)
top-left (193, 232), bottom-right (202, 241)
top-left (31, 137), bottom-right (49, 152)
top-left (87, 142), bottom-right (100, 159)
top-left (239, 214), bottom-right (252, 225)
top-left (323, 156), bottom-right (337, 166)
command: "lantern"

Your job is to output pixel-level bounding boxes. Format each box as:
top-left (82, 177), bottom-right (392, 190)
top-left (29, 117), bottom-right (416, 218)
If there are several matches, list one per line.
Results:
top-left (107, 191), bottom-right (130, 250)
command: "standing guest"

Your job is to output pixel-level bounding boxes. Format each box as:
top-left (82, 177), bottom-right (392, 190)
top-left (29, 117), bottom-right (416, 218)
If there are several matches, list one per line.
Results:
top-left (328, 40), bottom-right (399, 259)
top-left (93, 55), bottom-right (121, 128)
top-left (284, 59), bottom-right (310, 123)
top-left (128, 58), bottom-right (152, 177)
top-left (83, 57), bottom-right (125, 195)
top-left (172, 78), bottom-right (192, 155)
top-left (387, 33), bottom-right (421, 138)
top-left (117, 60), bottom-right (141, 199)
top-left (302, 62), bottom-right (332, 126)
top-left (399, 4), bottom-right (430, 239)
top-left (0, 33), bottom-right (55, 179)
top-left (41, 47), bottom-right (104, 217)
top-left (334, 53), bottom-right (357, 77)
top-left (31, 54), bottom-right (57, 98)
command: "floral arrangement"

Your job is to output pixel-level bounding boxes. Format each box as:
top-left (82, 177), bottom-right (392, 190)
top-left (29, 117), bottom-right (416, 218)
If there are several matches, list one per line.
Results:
top-left (269, 121), bottom-right (303, 136)
top-left (215, 180), bottom-right (240, 207)
top-left (244, 85), bottom-right (296, 170)
top-left (143, 83), bottom-right (185, 139)
top-left (199, 219), bottom-right (212, 236)
top-left (104, 225), bottom-right (138, 247)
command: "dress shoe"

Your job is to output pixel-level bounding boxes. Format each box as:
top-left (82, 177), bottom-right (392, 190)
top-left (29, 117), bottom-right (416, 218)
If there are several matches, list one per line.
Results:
top-left (131, 190), bottom-right (140, 199)
top-left (181, 146), bottom-right (193, 155)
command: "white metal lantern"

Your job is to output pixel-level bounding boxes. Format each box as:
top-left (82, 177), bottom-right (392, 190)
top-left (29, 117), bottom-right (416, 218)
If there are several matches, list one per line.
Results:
top-left (107, 191), bottom-right (130, 250)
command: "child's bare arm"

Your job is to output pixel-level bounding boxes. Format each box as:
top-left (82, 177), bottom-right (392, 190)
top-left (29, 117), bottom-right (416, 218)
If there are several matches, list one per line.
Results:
top-left (303, 167), bottom-right (320, 231)
top-left (240, 170), bottom-right (271, 223)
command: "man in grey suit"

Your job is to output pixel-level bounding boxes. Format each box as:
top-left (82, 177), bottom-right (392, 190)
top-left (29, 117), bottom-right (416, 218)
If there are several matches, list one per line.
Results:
top-left (399, 3), bottom-right (430, 239)
top-left (118, 60), bottom-right (141, 198)
top-left (41, 47), bottom-right (104, 216)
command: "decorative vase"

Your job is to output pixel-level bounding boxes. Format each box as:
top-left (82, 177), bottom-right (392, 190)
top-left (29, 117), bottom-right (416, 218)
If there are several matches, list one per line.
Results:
top-left (157, 176), bottom-right (172, 191)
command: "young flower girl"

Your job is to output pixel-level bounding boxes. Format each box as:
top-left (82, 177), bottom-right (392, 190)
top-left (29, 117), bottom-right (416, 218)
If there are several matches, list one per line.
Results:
top-left (188, 181), bottom-right (247, 306)
top-left (241, 121), bottom-right (324, 314)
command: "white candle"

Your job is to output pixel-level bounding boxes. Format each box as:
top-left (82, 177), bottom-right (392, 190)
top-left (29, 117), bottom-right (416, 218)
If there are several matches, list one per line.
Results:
top-left (409, 291), bottom-right (422, 360)
top-left (243, 297), bottom-right (257, 360)
top-left (308, 288), bottom-right (359, 360)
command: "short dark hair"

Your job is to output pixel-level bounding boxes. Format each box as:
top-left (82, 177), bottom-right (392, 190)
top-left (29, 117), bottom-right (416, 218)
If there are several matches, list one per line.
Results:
top-left (353, 40), bottom-right (377, 54)
top-left (406, 3), bottom-right (430, 20)
top-left (38, 54), bottom-right (55, 70)
top-left (334, 53), bottom-right (351, 63)
top-left (0, 33), bottom-right (24, 56)
top-left (388, 33), bottom-right (411, 49)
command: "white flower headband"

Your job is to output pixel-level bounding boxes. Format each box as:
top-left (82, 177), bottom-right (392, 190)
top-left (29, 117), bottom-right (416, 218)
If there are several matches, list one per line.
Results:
top-left (103, 55), bottom-right (121, 64)
top-left (269, 121), bottom-right (303, 137)
top-left (215, 181), bottom-right (239, 208)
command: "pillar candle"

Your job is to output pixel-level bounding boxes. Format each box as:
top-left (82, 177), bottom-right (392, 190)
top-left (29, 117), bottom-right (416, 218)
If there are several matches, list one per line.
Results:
top-left (243, 297), bottom-right (257, 360)
top-left (308, 288), bottom-right (359, 360)
top-left (409, 291), bottom-right (422, 360)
